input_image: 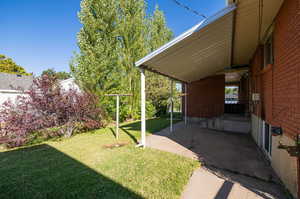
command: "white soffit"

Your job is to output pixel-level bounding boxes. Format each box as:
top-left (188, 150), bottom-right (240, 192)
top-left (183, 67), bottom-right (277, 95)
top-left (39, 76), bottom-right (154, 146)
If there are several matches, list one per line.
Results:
top-left (233, 0), bottom-right (284, 66)
top-left (260, 0), bottom-right (284, 40)
top-left (136, 4), bottom-right (236, 83)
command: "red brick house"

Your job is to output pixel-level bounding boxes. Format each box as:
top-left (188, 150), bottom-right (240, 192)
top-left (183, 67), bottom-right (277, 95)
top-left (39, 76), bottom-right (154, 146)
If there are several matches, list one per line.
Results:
top-left (249, 0), bottom-right (299, 196)
top-left (136, 0), bottom-right (299, 197)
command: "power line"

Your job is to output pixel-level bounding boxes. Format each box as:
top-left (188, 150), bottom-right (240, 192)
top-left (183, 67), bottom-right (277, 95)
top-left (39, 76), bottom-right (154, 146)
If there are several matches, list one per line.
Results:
top-left (170, 0), bottom-right (207, 19)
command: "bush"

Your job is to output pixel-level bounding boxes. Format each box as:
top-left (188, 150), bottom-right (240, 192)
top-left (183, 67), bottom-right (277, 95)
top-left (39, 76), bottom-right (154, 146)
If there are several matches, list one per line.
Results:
top-left (134, 101), bottom-right (156, 120)
top-left (0, 75), bottom-right (104, 147)
top-left (146, 102), bottom-right (156, 118)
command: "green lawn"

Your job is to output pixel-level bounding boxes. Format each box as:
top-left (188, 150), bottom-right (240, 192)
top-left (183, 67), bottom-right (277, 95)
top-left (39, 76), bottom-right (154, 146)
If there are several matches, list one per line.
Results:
top-left (0, 118), bottom-right (199, 199)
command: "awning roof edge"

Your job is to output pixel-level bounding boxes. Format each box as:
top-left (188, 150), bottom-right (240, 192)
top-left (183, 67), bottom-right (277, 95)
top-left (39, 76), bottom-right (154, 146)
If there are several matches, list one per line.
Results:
top-left (135, 3), bottom-right (237, 69)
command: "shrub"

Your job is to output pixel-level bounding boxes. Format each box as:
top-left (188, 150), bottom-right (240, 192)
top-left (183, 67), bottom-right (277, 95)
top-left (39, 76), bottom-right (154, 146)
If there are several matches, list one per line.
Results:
top-left (146, 102), bottom-right (156, 118)
top-left (134, 101), bottom-right (156, 120)
top-left (0, 75), bottom-right (104, 147)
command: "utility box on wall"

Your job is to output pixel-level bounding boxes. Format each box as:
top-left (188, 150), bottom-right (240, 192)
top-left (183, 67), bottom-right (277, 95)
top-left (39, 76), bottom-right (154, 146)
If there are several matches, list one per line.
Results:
top-left (252, 93), bottom-right (260, 101)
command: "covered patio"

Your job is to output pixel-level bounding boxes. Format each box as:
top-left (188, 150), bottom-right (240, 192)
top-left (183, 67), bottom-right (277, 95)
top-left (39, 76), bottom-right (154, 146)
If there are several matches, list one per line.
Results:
top-left (135, 0), bottom-right (284, 148)
top-left (136, 3), bottom-right (242, 148)
top-left (134, 0), bottom-right (288, 198)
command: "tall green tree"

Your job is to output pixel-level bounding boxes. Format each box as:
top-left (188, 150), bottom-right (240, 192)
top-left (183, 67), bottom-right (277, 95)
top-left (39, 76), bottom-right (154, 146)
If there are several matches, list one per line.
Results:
top-left (147, 6), bottom-right (173, 52)
top-left (41, 68), bottom-right (71, 80)
top-left (71, 0), bottom-right (121, 119)
top-left (146, 6), bottom-right (173, 116)
top-left (0, 54), bottom-right (30, 75)
top-left (71, 0), bottom-right (173, 119)
top-left (117, 0), bottom-right (148, 118)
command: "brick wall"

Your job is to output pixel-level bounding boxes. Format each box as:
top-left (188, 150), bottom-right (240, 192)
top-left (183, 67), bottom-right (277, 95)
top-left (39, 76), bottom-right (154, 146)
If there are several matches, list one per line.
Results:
top-left (250, 46), bottom-right (263, 117)
top-left (250, 0), bottom-right (300, 139)
top-left (238, 75), bottom-right (250, 113)
top-left (238, 76), bottom-right (249, 103)
top-left (185, 75), bottom-right (225, 118)
top-left (250, 1), bottom-right (300, 197)
top-left (272, 0), bottom-right (300, 139)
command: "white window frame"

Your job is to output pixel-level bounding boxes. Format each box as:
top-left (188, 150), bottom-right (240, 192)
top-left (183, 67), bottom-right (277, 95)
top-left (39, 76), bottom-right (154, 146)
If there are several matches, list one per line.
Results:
top-left (262, 121), bottom-right (272, 159)
top-left (263, 33), bottom-right (274, 68)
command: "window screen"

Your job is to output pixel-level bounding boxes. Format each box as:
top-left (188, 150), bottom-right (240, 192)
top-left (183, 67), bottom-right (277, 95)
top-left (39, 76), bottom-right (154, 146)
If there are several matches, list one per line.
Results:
top-left (264, 35), bottom-right (274, 67)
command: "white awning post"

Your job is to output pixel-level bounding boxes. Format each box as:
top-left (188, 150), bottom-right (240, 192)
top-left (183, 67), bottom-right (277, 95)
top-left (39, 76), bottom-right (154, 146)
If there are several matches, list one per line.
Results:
top-left (170, 80), bottom-right (173, 132)
top-left (140, 69), bottom-right (146, 148)
top-left (116, 95), bottom-right (119, 139)
top-left (185, 84), bottom-right (187, 126)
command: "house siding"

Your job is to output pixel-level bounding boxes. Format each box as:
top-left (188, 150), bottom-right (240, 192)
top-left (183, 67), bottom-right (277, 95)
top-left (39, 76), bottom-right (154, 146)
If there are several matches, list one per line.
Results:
top-left (185, 75), bottom-right (225, 118)
top-left (0, 91), bottom-right (28, 106)
top-left (250, 0), bottom-right (300, 197)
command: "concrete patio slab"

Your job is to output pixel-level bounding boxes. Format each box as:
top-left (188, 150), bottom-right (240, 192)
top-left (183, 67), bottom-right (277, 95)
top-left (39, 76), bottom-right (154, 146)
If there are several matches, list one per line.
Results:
top-left (181, 168), bottom-right (277, 199)
top-left (147, 122), bottom-right (288, 199)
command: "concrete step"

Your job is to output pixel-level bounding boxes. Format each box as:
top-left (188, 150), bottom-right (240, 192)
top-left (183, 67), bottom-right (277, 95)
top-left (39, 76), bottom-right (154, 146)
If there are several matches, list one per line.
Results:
top-left (189, 116), bottom-right (251, 134)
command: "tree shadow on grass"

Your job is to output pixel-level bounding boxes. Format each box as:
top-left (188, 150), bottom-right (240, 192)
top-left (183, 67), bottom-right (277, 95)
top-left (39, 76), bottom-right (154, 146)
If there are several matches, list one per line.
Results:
top-left (109, 127), bottom-right (117, 138)
top-left (108, 126), bottom-right (138, 144)
top-left (0, 144), bottom-right (143, 199)
top-left (120, 118), bottom-right (172, 134)
top-left (120, 127), bottom-right (139, 144)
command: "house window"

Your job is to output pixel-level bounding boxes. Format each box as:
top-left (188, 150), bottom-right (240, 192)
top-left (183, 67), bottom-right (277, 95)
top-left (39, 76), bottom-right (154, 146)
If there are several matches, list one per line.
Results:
top-left (263, 122), bottom-right (272, 158)
top-left (264, 34), bottom-right (274, 67)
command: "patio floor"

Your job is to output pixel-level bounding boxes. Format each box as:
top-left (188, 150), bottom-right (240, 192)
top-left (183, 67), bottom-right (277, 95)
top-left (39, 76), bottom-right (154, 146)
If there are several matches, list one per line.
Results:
top-left (147, 122), bottom-right (288, 199)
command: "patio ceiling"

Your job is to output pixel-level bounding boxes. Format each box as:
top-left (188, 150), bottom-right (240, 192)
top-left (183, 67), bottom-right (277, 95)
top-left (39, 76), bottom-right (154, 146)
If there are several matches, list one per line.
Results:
top-left (136, 0), bottom-right (284, 83)
top-left (232, 0), bottom-right (284, 66)
top-left (136, 4), bottom-right (236, 83)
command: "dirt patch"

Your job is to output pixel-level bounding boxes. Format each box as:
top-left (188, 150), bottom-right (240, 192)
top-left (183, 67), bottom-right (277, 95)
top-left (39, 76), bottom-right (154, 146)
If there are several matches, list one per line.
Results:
top-left (103, 142), bottom-right (129, 149)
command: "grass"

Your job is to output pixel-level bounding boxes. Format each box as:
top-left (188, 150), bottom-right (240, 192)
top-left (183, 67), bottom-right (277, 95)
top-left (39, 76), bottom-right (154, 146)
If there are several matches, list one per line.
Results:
top-left (0, 118), bottom-right (199, 199)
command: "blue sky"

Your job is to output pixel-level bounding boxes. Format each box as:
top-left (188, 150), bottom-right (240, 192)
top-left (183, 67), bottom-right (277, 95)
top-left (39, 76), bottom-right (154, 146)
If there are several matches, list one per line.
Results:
top-left (1, 0), bottom-right (225, 75)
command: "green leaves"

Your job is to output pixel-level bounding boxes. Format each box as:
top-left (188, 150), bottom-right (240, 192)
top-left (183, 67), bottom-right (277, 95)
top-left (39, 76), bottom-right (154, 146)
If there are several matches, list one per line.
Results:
top-left (41, 68), bottom-right (71, 80)
top-left (148, 5), bottom-right (173, 52)
top-left (0, 54), bottom-right (31, 76)
top-left (145, 6), bottom-right (174, 116)
top-left (71, 0), bottom-right (173, 120)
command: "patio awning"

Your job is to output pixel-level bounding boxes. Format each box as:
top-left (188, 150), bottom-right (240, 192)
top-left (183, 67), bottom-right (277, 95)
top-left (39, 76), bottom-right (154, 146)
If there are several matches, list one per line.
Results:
top-left (136, 0), bottom-right (284, 83)
top-left (232, 0), bottom-right (284, 66)
top-left (136, 4), bottom-right (237, 83)
top-left (136, 0), bottom-right (284, 148)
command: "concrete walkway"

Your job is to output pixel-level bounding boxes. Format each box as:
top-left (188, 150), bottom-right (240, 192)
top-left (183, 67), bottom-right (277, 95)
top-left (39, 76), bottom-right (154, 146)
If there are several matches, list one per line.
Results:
top-left (147, 122), bottom-right (287, 199)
